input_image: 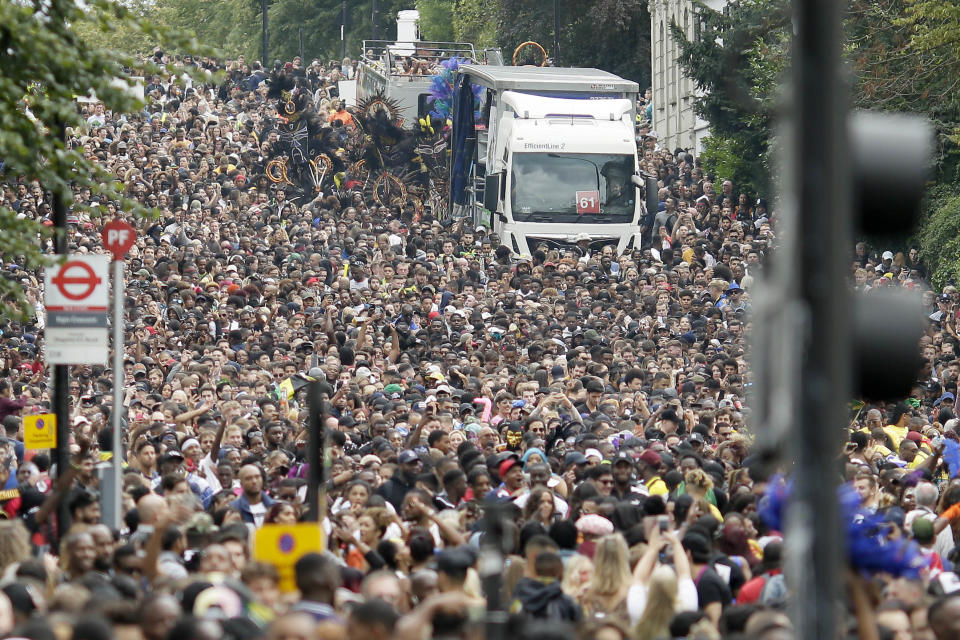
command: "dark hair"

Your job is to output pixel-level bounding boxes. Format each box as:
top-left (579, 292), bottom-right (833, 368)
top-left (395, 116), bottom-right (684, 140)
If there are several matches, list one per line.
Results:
top-left (408, 528), bottom-right (434, 563)
top-left (349, 598), bottom-right (399, 632)
top-left (548, 520), bottom-right (578, 550)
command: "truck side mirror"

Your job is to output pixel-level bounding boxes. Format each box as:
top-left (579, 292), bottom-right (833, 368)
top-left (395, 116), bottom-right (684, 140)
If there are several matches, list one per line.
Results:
top-left (484, 173), bottom-right (501, 212)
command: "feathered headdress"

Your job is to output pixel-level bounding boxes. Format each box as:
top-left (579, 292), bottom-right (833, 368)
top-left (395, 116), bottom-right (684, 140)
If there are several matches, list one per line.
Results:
top-left (758, 475), bottom-right (926, 578)
top-left (426, 56), bottom-right (483, 124)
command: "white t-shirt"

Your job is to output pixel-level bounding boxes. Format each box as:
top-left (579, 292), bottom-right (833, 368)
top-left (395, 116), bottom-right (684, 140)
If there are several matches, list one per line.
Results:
top-left (249, 501), bottom-right (267, 528)
top-left (626, 577), bottom-right (698, 626)
top-left (199, 454), bottom-right (221, 493)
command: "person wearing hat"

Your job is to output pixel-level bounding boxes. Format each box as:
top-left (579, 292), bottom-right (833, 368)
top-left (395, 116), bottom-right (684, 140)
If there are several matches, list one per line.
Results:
top-left (491, 455), bottom-right (524, 499)
top-left (638, 449), bottom-right (668, 497)
top-left (376, 450), bottom-right (421, 511)
top-left (930, 293), bottom-right (952, 323)
top-left (609, 451), bottom-right (644, 503)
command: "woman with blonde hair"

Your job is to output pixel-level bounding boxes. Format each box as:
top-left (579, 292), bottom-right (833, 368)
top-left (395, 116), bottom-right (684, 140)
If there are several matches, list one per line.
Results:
top-left (627, 525), bottom-right (697, 629)
top-left (581, 533), bottom-right (631, 619)
top-left (561, 553), bottom-right (593, 601)
top-left (633, 565), bottom-right (679, 640)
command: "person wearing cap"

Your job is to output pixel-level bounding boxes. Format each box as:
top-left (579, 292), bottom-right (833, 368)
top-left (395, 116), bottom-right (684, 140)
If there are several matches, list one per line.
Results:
top-left (491, 455), bottom-right (525, 499)
top-left (610, 452), bottom-right (645, 503)
top-left (376, 450), bottom-right (420, 511)
top-left (638, 449), bottom-right (668, 497)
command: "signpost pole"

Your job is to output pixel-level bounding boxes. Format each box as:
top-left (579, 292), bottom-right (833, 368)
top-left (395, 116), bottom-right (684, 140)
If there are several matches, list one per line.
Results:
top-left (101, 219), bottom-right (136, 531)
top-left (51, 125), bottom-right (71, 543)
top-left (110, 258), bottom-right (124, 530)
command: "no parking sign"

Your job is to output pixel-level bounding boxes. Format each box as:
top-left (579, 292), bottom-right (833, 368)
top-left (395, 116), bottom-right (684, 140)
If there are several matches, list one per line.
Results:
top-left (23, 413), bottom-right (56, 449)
top-left (254, 523), bottom-right (324, 592)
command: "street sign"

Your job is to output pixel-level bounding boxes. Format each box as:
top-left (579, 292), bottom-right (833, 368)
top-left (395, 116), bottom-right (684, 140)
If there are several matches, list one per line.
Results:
top-left (45, 255), bottom-right (109, 365)
top-left (23, 414), bottom-right (56, 449)
top-left (101, 220), bottom-right (136, 261)
top-left (254, 523), bottom-right (325, 592)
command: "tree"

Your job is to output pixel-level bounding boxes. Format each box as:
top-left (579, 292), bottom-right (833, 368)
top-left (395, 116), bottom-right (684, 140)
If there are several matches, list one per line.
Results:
top-left (453, 0), bottom-right (499, 48)
top-left (417, 0), bottom-right (456, 42)
top-left (917, 187), bottom-right (960, 289)
top-left (670, 0), bottom-right (789, 197)
top-left (0, 0), bottom-right (202, 318)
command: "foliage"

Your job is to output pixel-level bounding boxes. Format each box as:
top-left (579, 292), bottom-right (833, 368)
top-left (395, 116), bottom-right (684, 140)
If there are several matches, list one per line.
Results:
top-left (698, 135), bottom-right (769, 198)
top-left (916, 186), bottom-right (960, 289)
top-left (453, 0), bottom-right (499, 48)
top-left (416, 0), bottom-right (456, 42)
top-left (670, 0), bottom-right (789, 197)
top-left (0, 0), bottom-right (204, 319)
top-left (493, 0), bottom-right (651, 87)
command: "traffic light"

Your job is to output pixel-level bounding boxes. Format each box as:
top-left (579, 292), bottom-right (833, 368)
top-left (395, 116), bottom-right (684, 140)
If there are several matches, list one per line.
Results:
top-left (850, 111), bottom-right (933, 400)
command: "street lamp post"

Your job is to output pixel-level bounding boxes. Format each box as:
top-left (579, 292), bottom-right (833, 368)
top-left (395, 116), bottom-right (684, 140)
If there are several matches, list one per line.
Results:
top-left (341, 0), bottom-right (347, 60)
top-left (261, 0), bottom-right (269, 65)
top-left (553, 0), bottom-right (560, 65)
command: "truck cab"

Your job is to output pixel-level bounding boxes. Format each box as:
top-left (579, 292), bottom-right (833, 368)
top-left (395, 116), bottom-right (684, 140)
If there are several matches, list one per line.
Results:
top-left (449, 66), bottom-right (647, 257)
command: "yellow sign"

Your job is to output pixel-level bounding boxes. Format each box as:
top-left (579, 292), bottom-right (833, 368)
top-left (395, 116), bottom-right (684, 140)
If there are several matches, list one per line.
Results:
top-left (23, 414), bottom-right (56, 449)
top-left (253, 523), bottom-right (324, 592)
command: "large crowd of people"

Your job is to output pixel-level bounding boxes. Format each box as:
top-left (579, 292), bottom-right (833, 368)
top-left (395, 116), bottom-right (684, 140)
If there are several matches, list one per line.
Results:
top-left (0, 49), bottom-right (956, 640)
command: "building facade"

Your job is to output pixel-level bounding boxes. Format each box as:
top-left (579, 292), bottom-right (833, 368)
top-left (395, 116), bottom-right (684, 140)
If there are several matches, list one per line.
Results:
top-left (648, 0), bottom-right (726, 155)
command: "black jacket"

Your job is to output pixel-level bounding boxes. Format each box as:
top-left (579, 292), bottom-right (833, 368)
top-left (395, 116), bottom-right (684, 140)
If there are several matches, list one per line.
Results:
top-left (375, 473), bottom-right (414, 511)
top-left (512, 577), bottom-right (581, 622)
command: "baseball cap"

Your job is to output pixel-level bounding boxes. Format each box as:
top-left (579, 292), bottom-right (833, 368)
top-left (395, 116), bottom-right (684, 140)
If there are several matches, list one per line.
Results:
top-left (398, 450), bottom-right (419, 464)
top-left (937, 392), bottom-right (957, 406)
top-left (499, 457), bottom-right (520, 478)
top-left (564, 451), bottom-right (588, 466)
top-left (882, 251), bottom-right (894, 260)
top-left (638, 450), bottom-right (662, 467)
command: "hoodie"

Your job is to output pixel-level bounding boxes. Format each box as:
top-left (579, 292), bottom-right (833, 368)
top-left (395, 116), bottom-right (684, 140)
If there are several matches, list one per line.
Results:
top-left (511, 577), bottom-right (581, 622)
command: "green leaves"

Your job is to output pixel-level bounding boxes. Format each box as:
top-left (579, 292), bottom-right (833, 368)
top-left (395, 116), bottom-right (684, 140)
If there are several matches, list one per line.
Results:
top-left (0, 0), bottom-right (204, 319)
top-left (670, 0), bottom-right (789, 197)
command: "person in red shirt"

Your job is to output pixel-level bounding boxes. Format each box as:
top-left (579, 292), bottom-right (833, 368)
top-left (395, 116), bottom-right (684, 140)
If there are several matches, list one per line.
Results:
top-left (738, 540), bottom-right (783, 604)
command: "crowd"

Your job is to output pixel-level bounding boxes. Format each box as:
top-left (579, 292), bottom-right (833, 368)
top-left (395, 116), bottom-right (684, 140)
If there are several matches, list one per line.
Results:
top-left (0, 48), bottom-right (956, 640)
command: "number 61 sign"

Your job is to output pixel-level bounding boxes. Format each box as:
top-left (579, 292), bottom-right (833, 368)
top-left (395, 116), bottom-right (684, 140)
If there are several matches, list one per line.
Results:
top-left (576, 190), bottom-right (600, 214)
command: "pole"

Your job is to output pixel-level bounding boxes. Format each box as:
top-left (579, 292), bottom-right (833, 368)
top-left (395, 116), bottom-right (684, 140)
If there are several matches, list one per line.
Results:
top-left (51, 120), bottom-right (70, 543)
top-left (109, 259), bottom-right (124, 530)
top-left (261, 0), bottom-right (269, 66)
top-left (341, 0), bottom-right (347, 60)
top-left (480, 500), bottom-right (507, 640)
top-left (305, 381), bottom-right (325, 521)
top-left (553, 0), bottom-right (560, 65)
top-left (298, 27), bottom-right (304, 63)
top-left (788, 0), bottom-right (847, 638)
top-left (371, 0), bottom-right (378, 40)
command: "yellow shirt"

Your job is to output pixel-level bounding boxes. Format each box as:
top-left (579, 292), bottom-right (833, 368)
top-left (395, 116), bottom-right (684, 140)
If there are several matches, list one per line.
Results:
top-left (646, 476), bottom-right (668, 497)
top-left (907, 450), bottom-right (929, 469)
top-left (884, 424), bottom-right (908, 453)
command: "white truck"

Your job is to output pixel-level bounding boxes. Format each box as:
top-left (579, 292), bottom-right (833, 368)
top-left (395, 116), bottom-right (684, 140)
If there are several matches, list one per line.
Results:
top-left (449, 66), bottom-right (655, 256)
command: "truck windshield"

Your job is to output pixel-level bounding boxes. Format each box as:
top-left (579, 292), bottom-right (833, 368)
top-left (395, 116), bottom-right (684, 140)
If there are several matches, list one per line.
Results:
top-left (510, 152), bottom-right (636, 223)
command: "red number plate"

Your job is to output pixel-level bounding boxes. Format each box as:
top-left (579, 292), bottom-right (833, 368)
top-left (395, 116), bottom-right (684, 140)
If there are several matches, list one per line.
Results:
top-left (576, 190), bottom-right (600, 214)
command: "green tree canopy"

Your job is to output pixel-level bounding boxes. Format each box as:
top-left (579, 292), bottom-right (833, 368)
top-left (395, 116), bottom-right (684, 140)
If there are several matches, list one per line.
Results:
top-left (0, 0), bottom-right (203, 318)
